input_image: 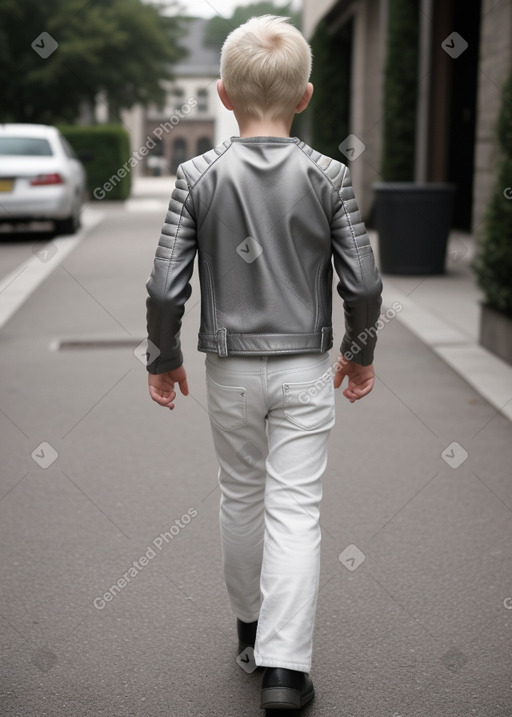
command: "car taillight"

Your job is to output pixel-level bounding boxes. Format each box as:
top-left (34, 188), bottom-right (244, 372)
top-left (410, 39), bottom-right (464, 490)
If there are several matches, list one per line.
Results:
top-left (30, 173), bottom-right (64, 186)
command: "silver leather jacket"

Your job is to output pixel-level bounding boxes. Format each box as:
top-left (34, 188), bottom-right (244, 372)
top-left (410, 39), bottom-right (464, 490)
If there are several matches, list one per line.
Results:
top-left (146, 136), bottom-right (382, 373)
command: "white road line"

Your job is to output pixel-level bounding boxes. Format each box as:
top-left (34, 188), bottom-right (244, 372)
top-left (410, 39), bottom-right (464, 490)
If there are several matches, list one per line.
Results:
top-left (0, 208), bottom-right (104, 330)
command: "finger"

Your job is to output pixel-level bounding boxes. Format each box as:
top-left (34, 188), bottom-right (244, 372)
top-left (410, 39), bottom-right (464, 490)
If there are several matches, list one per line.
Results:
top-left (333, 364), bottom-right (346, 389)
top-left (343, 387), bottom-right (359, 402)
top-left (345, 380), bottom-right (373, 401)
top-left (355, 384), bottom-right (373, 398)
top-left (353, 378), bottom-right (374, 398)
top-left (149, 386), bottom-right (176, 406)
top-left (153, 395), bottom-right (175, 408)
top-left (179, 378), bottom-right (189, 396)
top-left (154, 392), bottom-right (176, 409)
top-left (149, 385), bottom-right (175, 400)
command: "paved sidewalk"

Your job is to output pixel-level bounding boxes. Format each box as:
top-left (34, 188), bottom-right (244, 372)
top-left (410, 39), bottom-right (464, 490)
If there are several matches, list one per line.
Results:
top-left (373, 229), bottom-right (512, 423)
top-left (0, 180), bottom-right (511, 716)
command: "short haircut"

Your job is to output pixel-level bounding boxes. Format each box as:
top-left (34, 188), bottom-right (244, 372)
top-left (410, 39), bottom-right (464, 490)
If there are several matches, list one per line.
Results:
top-left (220, 15), bottom-right (312, 120)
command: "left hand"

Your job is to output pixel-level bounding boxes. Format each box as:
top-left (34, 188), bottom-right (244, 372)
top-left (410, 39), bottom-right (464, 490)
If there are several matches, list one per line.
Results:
top-left (148, 365), bottom-right (189, 410)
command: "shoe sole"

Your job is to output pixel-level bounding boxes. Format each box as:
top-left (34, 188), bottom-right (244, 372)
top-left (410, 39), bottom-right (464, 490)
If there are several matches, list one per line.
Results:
top-left (260, 685), bottom-right (315, 710)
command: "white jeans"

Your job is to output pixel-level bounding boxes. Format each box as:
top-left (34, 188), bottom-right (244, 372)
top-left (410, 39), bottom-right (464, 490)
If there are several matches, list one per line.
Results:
top-left (205, 352), bottom-right (335, 672)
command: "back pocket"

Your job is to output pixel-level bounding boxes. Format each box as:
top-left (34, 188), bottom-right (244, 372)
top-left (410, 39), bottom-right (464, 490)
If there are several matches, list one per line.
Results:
top-left (283, 377), bottom-right (335, 431)
top-left (206, 374), bottom-right (247, 431)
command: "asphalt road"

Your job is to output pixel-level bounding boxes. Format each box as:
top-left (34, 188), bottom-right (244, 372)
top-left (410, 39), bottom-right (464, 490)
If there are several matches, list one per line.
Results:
top-left (1, 192), bottom-right (511, 717)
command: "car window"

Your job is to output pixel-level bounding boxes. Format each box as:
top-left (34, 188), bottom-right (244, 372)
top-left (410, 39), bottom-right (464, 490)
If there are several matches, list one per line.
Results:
top-left (0, 137), bottom-right (53, 156)
top-left (60, 135), bottom-right (77, 159)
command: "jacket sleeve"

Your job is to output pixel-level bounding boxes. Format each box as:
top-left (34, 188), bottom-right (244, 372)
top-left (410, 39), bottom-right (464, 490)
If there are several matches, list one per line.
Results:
top-left (145, 165), bottom-right (196, 374)
top-left (331, 165), bottom-right (383, 365)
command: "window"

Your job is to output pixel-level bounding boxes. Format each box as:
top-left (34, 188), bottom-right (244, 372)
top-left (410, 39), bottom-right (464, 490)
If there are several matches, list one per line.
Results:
top-left (0, 137), bottom-right (53, 156)
top-left (172, 86), bottom-right (186, 112)
top-left (151, 137), bottom-right (164, 157)
top-left (197, 88), bottom-right (208, 113)
top-left (171, 138), bottom-right (187, 174)
top-left (60, 135), bottom-right (77, 159)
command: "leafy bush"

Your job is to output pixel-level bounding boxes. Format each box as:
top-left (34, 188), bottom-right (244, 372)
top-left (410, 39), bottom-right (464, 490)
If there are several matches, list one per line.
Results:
top-left (308, 18), bottom-right (352, 159)
top-left (380, 0), bottom-right (419, 181)
top-left (473, 62), bottom-right (512, 317)
top-left (59, 124), bottom-right (131, 200)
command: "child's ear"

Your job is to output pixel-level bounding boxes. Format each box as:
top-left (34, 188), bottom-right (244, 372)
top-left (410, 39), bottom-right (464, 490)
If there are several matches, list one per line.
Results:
top-left (296, 83), bottom-right (314, 113)
top-left (217, 80), bottom-right (234, 111)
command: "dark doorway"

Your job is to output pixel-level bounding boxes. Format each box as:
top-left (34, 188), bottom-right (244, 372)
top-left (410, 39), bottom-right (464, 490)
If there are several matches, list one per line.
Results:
top-left (171, 138), bottom-right (187, 174)
top-left (446, 0), bottom-right (482, 229)
top-left (197, 137), bottom-right (212, 155)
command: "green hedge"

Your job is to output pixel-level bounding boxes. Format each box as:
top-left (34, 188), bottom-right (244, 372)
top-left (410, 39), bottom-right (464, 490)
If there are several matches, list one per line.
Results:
top-left (473, 61), bottom-right (512, 317)
top-left (380, 0), bottom-right (419, 181)
top-left (58, 124), bottom-right (132, 201)
top-left (308, 18), bottom-right (351, 159)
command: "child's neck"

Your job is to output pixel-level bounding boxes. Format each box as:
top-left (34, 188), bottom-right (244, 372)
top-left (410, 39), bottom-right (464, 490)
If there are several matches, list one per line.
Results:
top-left (237, 115), bottom-right (293, 139)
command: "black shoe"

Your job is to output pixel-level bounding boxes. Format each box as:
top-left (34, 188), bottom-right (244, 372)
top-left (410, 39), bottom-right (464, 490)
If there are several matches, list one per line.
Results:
top-left (236, 618), bottom-right (258, 655)
top-left (260, 667), bottom-right (315, 710)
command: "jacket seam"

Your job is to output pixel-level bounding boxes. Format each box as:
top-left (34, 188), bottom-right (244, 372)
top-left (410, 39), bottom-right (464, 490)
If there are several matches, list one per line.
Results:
top-left (202, 256), bottom-right (218, 333)
top-left (185, 140), bottom-right (233, 193)
top-left (313, 258), bottom-right (327, 332)
top-left (199, 347), bottom-right (326, 355)
top-left (295, 142), bottom-right (344, 192)
top-left (199, 331), bottom-right (325, 337)
top-left (294, 142), bottom-right (346, 224)
top-left (339, 165), bottom-right (371, 364)
top-left (154, 177), bottom-right (191, 370)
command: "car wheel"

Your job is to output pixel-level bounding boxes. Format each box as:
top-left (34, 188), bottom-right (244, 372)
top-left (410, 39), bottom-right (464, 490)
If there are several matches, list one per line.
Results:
top-left (54, 197), bottom-right (82, 235)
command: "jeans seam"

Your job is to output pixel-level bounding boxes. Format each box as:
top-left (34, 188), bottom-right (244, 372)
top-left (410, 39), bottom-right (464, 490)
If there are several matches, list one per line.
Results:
top-left (266, 353), bottom-right (330, 380)
top-left (261, 356), bottom-right (268, 409)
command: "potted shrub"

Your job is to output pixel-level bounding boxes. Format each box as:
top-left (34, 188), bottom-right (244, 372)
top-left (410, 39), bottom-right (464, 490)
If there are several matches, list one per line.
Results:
top-left (473, 60), bottom-right (512, 365)
top-left (373, 0), bottom-right (455, 275)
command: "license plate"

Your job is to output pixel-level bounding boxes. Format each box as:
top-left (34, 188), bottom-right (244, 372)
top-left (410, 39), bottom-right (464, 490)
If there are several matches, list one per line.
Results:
top-left (0, 179), bottom-right (14, 192)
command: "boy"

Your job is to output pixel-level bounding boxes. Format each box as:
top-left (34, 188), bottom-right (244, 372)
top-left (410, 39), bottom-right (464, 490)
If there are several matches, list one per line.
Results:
top-left (145, 15), bottom-right (382, 711)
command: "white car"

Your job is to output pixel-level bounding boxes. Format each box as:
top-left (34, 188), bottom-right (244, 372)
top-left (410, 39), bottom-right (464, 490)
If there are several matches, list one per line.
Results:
top-left (0, 123), bottom-right (87, 235)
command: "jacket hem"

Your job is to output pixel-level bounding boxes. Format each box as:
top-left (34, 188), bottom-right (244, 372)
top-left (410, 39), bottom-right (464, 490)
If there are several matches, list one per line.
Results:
top-left (198, 328), bottom-right (333, 356)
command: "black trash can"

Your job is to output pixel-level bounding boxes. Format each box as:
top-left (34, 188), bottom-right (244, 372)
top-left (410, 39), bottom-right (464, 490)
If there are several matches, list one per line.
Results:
top-left (373, 183), bottom-right (456, 275)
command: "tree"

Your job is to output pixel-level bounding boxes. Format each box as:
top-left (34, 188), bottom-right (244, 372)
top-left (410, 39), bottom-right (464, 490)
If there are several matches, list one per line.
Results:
top-left (473, 59), bottom-right (512, 317)
top-left (0, 0), bottom-right (186, 124)
top-left (203, 1), bottom-right (301, 51)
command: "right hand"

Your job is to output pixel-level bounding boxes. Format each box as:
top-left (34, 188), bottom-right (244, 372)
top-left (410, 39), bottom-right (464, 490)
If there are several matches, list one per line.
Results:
top-left (333, 356), bottom-right (375, 403)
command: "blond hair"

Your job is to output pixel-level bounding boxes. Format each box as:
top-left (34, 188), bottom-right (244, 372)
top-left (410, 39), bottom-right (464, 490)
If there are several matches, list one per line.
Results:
top-left (220, 15), bottom-right (312, 120)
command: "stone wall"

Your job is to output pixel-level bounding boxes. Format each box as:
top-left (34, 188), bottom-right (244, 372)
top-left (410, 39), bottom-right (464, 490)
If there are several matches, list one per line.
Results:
top-left (349, 0), bottom-right (386, 217)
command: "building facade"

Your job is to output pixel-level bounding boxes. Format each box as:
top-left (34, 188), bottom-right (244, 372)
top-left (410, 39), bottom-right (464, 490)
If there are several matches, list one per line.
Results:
top-left (122, 17), bottom-right (238, 177)
top-left (303, 0), bottom-right (512, 231)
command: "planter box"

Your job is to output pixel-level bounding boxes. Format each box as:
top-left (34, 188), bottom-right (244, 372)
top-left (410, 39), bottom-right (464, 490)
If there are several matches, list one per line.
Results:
top-left (480, 304), bottom-right (512, 366)
top-left (373, 183), bottom-right (455, 275)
